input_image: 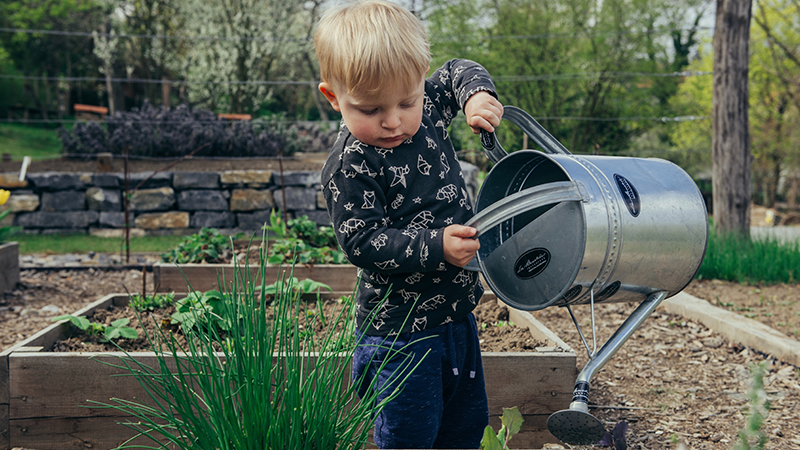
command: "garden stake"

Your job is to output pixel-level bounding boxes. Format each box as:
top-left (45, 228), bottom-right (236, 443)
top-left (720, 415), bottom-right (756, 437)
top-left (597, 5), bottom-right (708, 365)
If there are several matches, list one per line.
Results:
top-left (123, 146), bottom-right (130, 263)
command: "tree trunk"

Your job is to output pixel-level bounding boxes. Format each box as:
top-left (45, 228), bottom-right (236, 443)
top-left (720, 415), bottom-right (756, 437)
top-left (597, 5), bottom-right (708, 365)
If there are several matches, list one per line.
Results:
top-left (712, 0), bottom-right (752, 237)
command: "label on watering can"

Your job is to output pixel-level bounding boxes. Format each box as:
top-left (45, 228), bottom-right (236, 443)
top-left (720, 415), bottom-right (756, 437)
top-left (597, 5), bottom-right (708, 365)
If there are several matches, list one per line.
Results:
top-left (614, 174), bottom-right (640, 217)
top-left (514, 248), bottom-right (550, 279)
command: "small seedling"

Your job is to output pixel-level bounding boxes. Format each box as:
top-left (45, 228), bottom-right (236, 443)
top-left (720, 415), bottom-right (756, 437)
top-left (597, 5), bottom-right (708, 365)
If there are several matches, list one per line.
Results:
top-left (734, 362), bottom-right (770, 450)
top-left (129, 292), bottom-right (176, 311)
top-left (480, 406), bottom-right (523, 450)
top-left (51, 314), bottom-right (138, 342)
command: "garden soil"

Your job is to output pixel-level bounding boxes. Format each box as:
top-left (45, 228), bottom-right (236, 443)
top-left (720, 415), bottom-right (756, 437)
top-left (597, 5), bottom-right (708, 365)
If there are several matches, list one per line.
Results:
top-left (2, 269), bottom-right (800, 449)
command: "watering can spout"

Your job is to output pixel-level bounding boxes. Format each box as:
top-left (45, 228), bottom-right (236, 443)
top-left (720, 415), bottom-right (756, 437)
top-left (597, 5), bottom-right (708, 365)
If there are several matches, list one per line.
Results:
top-left (546, 290), bottom-right (668, 445)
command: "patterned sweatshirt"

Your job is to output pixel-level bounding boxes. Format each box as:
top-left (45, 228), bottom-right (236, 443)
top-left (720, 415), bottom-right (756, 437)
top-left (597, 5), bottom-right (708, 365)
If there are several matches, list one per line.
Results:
top-left (321, 59), bottom-right (496, 336)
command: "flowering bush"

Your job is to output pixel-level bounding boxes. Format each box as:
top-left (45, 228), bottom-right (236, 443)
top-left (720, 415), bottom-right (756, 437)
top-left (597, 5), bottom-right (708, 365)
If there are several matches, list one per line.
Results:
top-left (0, 189), bottom-right (21, 244)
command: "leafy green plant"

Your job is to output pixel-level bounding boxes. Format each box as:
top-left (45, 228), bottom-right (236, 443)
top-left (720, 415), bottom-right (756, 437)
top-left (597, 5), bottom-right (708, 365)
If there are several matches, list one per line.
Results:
top-left (170, 290), bottom-right (232, 332)
top-left (734, 362), bottom-right (770, 450)
top-left (160, 228), bottom-right (239, 264)
top-left (129, 292), bottom-right (175, 312)
top-left (86, 243), bottom-right (424, 449)
top-left (262, 277), bottom-right (332, 297)
top-left (480, 406), bottom-right (523, 450)
top-left (264, 210), bottom-right (347, 265)
top-left (51, 314), bottom-right (138, 342)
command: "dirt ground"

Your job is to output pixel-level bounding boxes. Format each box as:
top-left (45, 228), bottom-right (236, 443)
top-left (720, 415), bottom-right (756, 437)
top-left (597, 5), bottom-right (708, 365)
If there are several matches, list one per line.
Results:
top-left (2, 157), bottom-right (799, 448)
top-left (2, 268), bottom-right (800, 449)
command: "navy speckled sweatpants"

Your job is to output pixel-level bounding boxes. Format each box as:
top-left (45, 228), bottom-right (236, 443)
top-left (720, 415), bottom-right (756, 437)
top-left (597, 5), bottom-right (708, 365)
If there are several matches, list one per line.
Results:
top-left (352, 313), bottom-right (489, 449)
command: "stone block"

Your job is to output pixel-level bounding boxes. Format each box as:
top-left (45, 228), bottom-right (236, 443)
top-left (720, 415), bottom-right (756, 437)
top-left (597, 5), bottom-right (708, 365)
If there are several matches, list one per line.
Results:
top-left (7, 194), bottom-right (40, 212)
top-left (129, 187), bottom-right (175, 211)
top-left (15, 211), bottom-right (99, 228)
top-left (316, 191), bottom-right (327, 209)
top-left (220, 170), bottom-right (272, 187)
top-left (134, 211), bottom-right (190, 229)
top-left (230, 189), bottom-right (274, 211)
top-left (273, 187), bottom-right (317, 211)
top-left (0, 172), bottom-right (28, 189)
top-left (90, 227), bottom-right (146, 238)
top-left (173, 172), bottom-right (220, 189)
top-left (191, 211), bottom-right (236, 228)
top-left (99, 212), bottom-right (127, 228)
top-left (92, 174), bottom-right (120, 188)
top-left (41, 190), bottom-right (86, 211)
top-left (127, 172), bottom-right (173, 189)
top-left (41, 228), bottom-right (88, 235)
top-left (27, 173), bottom-right (85, 191)
top-left (177, 190), bottom-right (229, 211)
top-left (280, 171), bottom-right (321, 187)
top-left (236, 210), bottom-right (272, 231)
top-left (86, 187), bottom-right (122, 211)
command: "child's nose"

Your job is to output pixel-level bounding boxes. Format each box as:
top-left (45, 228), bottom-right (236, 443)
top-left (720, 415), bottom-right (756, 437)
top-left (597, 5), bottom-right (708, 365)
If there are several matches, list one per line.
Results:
top-left (382, 113), bottom-right (401, 129)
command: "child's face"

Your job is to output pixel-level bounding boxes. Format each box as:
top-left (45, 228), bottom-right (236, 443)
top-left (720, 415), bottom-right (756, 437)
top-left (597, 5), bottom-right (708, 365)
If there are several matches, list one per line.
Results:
top-left (320, 75), bottom-right (425, 148)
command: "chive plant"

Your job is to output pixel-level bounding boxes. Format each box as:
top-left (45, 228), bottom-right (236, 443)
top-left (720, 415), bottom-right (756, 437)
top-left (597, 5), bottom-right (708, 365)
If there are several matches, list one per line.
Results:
top-left (697, 230), bottom-right (800, 284)
top-left (91, 236), bottom-right (425, 449)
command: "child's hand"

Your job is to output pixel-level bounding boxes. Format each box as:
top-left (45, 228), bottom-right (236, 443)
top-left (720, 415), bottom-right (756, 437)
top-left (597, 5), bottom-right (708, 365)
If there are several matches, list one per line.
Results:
top-left (464, 91), bottom-right (504, 134)
top-left (443, 225), bottom-right (480, 267)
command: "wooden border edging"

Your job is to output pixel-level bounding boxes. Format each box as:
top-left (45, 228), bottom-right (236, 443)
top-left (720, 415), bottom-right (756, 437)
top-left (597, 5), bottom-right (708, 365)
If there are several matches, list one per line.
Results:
top-left (1, 293), bottom-right (576, 450)
top-left (662, 292), bottom-right (800, 367)
top-left (0, 242), bottom-right (19, 294)
top-left (153, 263), bottom-right (360, 294)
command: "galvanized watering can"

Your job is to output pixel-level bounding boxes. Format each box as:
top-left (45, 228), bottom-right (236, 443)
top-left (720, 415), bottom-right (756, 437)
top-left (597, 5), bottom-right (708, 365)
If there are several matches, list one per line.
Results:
top-left (464, 106), bottom-right (708, 445)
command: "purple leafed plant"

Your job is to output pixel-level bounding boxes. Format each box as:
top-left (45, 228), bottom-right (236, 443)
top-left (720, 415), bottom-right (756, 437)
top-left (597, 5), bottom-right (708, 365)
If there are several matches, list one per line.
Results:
top-left (597, 420), bottom-right (628, 450)
top-left (59, 102), bottom-right (287, 158)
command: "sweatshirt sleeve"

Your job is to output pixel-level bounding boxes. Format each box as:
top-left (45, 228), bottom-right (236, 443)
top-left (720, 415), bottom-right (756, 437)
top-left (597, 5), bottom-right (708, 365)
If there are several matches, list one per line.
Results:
top-left (426, 59), bottom-right (498, 129)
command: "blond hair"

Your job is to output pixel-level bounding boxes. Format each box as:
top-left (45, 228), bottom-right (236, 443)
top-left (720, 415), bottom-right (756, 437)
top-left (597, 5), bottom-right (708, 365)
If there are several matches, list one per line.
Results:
top-left (314, 0), bottom-right (430, 98)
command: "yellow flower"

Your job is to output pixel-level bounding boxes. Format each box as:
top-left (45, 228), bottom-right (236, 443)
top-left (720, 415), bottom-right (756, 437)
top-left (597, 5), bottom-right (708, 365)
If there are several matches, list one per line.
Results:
top-left (0, 189), bottom-right (9, 206)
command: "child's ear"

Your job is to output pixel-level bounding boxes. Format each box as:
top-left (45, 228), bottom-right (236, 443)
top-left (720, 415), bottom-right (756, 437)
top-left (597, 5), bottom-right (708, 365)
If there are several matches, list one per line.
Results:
top-left (319, 82), bottom-right (341, 112)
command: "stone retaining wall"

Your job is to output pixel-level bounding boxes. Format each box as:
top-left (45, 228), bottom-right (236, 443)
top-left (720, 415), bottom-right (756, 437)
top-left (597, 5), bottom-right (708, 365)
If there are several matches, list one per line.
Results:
top-left (0, 162), bottom-right (479, 236)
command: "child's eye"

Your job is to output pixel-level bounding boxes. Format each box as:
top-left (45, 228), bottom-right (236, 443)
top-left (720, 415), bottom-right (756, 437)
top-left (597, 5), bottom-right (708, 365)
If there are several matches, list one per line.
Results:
top-left (360, 108), bottom-right (378, 115)
top-left (401, 102), bottom-right (415, 108)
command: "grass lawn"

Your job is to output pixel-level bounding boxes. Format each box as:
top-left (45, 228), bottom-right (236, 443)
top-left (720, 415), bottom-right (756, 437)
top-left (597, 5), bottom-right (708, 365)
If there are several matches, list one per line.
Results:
top-left (0, 123), bottom-right (63, 161)
top-left (15, 234), bottom-right (188, 255)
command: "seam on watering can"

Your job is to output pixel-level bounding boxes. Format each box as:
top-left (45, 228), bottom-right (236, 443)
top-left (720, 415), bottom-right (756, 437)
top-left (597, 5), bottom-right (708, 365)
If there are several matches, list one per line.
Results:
top-left (570, 155), bottom-right (621, 295)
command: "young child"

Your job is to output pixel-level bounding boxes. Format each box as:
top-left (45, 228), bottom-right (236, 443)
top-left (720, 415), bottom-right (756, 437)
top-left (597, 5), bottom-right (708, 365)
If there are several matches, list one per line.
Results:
top-left (315, 1), bottom-right (503, 448)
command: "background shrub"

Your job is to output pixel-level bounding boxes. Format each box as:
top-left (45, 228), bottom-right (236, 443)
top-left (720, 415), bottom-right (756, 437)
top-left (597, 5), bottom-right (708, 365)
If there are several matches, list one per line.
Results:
top-left (57, 102), bottom-right (330, 158)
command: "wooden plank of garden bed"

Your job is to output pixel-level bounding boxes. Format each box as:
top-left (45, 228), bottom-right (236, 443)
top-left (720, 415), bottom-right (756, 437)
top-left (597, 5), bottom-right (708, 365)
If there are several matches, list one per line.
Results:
top-left (9, 411), bottom-right (169, 450)
top-left (5, 292), bottom-right (576, 449)
top-left (153, 263), bottom-right (359, 293)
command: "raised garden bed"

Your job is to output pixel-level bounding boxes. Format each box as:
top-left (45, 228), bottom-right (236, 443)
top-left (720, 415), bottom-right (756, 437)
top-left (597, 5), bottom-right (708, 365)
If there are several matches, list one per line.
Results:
top-left (153, 262), bottom-right (359, 298)
top-left (0, 242), bottom-right (19, 293)
top-left (1, 287), bottom-right (575, 450)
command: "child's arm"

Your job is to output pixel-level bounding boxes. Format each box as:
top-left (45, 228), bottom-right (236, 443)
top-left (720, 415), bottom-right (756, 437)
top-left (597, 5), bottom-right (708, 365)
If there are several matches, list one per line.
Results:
top-left (426, 59), bottom-right (502, 130)
top-left (443, 224), bottom-right (480, 267)
top-left (463, 91), bottom-right (503, 134)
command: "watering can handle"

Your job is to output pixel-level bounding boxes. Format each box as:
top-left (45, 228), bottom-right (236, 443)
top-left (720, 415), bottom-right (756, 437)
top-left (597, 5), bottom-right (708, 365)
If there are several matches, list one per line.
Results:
top-left (464, 180), bottom-right (584, 238)
top-left (480, 106), bottom-right (572, 163)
